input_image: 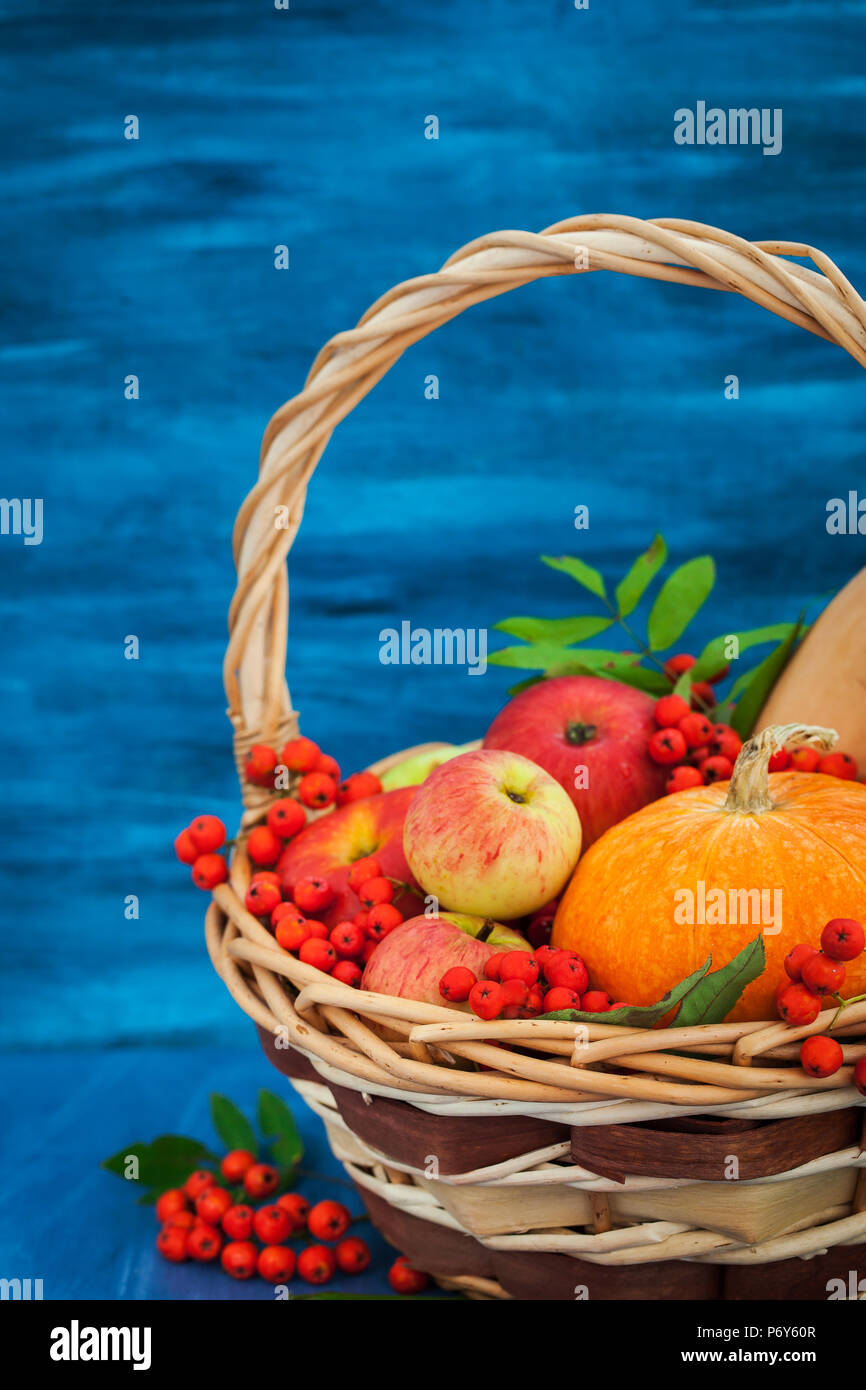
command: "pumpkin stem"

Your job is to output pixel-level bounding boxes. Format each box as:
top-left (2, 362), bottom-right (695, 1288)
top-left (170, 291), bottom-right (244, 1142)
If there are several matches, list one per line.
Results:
top-left (723, 723), bottom-right (838, 815)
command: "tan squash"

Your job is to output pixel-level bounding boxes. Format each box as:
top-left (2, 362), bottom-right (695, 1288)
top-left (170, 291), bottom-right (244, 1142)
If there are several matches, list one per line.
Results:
top-left (757, 566), bottom-right (866, 768)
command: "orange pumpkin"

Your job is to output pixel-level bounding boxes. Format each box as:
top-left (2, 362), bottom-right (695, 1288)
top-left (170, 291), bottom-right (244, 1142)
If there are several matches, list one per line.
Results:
top-left (552, 724), bottom-right (866, 1021)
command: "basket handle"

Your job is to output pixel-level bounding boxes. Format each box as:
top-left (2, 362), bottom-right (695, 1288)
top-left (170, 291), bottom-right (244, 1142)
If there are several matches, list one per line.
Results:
top-left (224, 213), bottom-right (866, 805)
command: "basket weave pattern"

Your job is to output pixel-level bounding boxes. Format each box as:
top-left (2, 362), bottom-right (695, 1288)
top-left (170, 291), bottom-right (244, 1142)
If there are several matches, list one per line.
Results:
top-left (208, 216), bottom-right (866, 1295)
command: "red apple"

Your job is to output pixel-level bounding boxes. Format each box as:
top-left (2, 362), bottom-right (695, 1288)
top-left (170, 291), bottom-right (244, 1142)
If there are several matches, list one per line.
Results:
top-left (483, 675), bottom-right (667, 847)
top-left (403, 748), bottom-right (582, 919)
top-left (278, 787), bottom-right (421, 928)
top-left (361, 912), bottom-right (529, 1008)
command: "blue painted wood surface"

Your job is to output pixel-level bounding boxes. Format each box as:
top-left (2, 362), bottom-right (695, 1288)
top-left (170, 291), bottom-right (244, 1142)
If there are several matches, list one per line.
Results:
top-left (1, 0), bottom-right (865, 1297)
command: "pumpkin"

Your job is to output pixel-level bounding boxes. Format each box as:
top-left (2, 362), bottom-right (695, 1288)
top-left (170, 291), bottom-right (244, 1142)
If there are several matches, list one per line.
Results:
top-left (757, 566), bottom-right (866, 769)
top-left (552, 724), bottom-right (866, 1021)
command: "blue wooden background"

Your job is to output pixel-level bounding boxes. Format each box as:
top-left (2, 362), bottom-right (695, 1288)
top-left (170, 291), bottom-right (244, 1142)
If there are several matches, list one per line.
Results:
top-left (1, 0), bottom-right (864, 1298)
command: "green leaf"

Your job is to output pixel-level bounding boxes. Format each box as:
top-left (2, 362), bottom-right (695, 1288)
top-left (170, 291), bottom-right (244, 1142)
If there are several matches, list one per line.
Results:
top-left (538, 957), bottom-right (713, 1027)
top-left (257, 1089), bottom-right (303, 1167)
top-left (495, 614), bottom-right (613, 644)
top-left (672, 670), bottom-right (693, 700)
top-left (542, 554), bottom-right (607, 600)
top-left (581, 664), bottom-right (671, 696)
top-left (101, 1135), bottom-right (215, 1195)
top-left (689, 624), bottom-right (800, 683)
top-left (615, 534), bottom-right (668, 617)
top-left (646, 556), bottom-right (716, 651)
top-left (210, 1094), bottom-right (258, 1157)
top-left (729, 621), bottom-right (804, 739)
top-left (674, 935), bottom-right (766, 1027)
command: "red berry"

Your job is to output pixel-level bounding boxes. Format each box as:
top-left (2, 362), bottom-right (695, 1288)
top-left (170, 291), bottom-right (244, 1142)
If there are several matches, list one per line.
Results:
top-left (257, 1245), bottom-right (296, 1283)
top-left (183, 1169), bottom-right (217, 1201)
top-left (353, 911), bottom-right (370, 930)
top-left (252, 869), bottom-right (281, 887)
top-left (298, 938), bottom-right (336, 973)
top-left (545, 953), bottom-right (589, 994)
top-left (664, 653), bottom-right (696, 681)
top-left (196, 1185), bottom-right (233, 1225)
top-left (174, 827), bottom-right (199, 864)
top-left (332, 960), bottom-right (363, 987)
top-left (306, 919), bottom-right (331, 940)
top-left (330, 921), bottom-right (366, 959)
top-left (709, 724), bottom-right (742, 762)
top-left (468, 979), bottom-right (505, 1021)
top-left (243, 1163), bottom-right (280, 1199)
top-left (854, 1057), bottom-right (866, 1096)
top-left (187, 1223), bottom-right (223, 1261)
top-left (191, 854), bottom-right (228, 890)
top-left (702, 755), bottom-right (734, 785)
top-left (245, 743), bottom-right (278, 787)
top-left (799, 1035), bottom-right (844, 1078)
top-left (533, 945), bottom-right (560, 973)
top-left (189, 815), bottom-right (226, 854)
top-left (336, 771), bottom-right (382, 806)
top-left (253, 1205), bottom-right (292, 1245)
top-left (297, 1244), bottom-right (337, 1285)
top-left (665, 765), bottom-right (704, 794)
top-left (498, 951), bottom-right (540, 987)
top-left (166, 1209), bottom-right (196, 1230)
top-left (294, 876), bottom-right (335, 914)
top-left (818, 751), bottom-right (858, 780)
top-left (768, 747), bottom-right (792, 772)
top-left (335, 1236), bottom-right (371, 1274)
top-left (388, 1255), bottom-right (429, 1295)
top-left (155, 1189), bottom-right (190, 1224)
top-left (267, 798), bottom-right (307, 840)
top-left (654, 694), bottom-right (691, 727)
top-left (221, 1240), bottom-right (258, 1279)
top-left (581, 990), bottom-right (614, 1013)
top-left (439, 966), bottom-right (477, 1002)
top-left (483, 952), bottom-right (507, 981)
top-left (366, 903), bottom-right (402, 940)
top-left (784, 943), bottom-right (819, 982)
top-left (521, 987), bottom-right (544, 1017)
top-left (777, 983), bottom-right (822, 1026)
top-left (276, 1192), bottom-right (310, 1232)
top-left (315, 753), bottom-right (341, 781)
top-left (360, 939), bottom-right (378, 965)
top-left (790, 747), bottom-right (821, 773)
top-left (307, 1200), bottom-right (351, 1242)
top-left (359, 876), bottom-right (394, 909)
top-left (220, 1150), bottom-right (256, 1184)
top-left (800, 953), bottom-right (845, 996)
top-left (706, 662), bottom-right (730, 685)
top-left (542, 986), bottom-right (582, 1011)
top-left (690, 682), bottom-right (716, 710)
top-left (221, 1204), bottom-right (255, 1241)
top-left (275, 918), bottom-right (313, 953)
top-left (245, 880), bottom-right (282, 917)
top-left (156, 1225), bottom-right (188, 1262)
top-left (280, 737), bottom-right (321, 774)
top-left (821, 918), bottom-right (865, 962)
top-left (648, 727), bottom-right (688, 765)
top-left (678, 712), bottom-right (714, 750)
top-left (298, 772), bottom-right (338, 809)
top-left (246, 825), bottom-right (283, 867)
top-left (500, 978), bottom-right (530, 1016)
top-left (346, 856), bottom-right (383, 892)
top-left (272, 902), bottom-right (304, 927)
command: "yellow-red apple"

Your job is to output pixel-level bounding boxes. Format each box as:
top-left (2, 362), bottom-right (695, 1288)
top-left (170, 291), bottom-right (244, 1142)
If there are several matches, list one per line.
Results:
top-left (278, 787), bottom-right (420, 927)
top-left (483, 675), bottom-right (667, 847)
top-left (361, 912), bottom-right (528, 1007)
top-left (402, 748), bottom-right (582, 919)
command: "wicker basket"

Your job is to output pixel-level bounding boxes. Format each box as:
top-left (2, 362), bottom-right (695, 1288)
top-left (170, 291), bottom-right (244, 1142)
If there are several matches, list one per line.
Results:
top-left (207, 215), bottom-right (866, 1300)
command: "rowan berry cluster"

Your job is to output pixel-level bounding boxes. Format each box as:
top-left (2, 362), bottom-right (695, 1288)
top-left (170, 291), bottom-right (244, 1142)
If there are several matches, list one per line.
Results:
top-left (646, 652), bottom-right (860, 793)
top-left (774, 918), bottom-right (866, 1093)
top-left (440, 945), bottom-right (628, 1022)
